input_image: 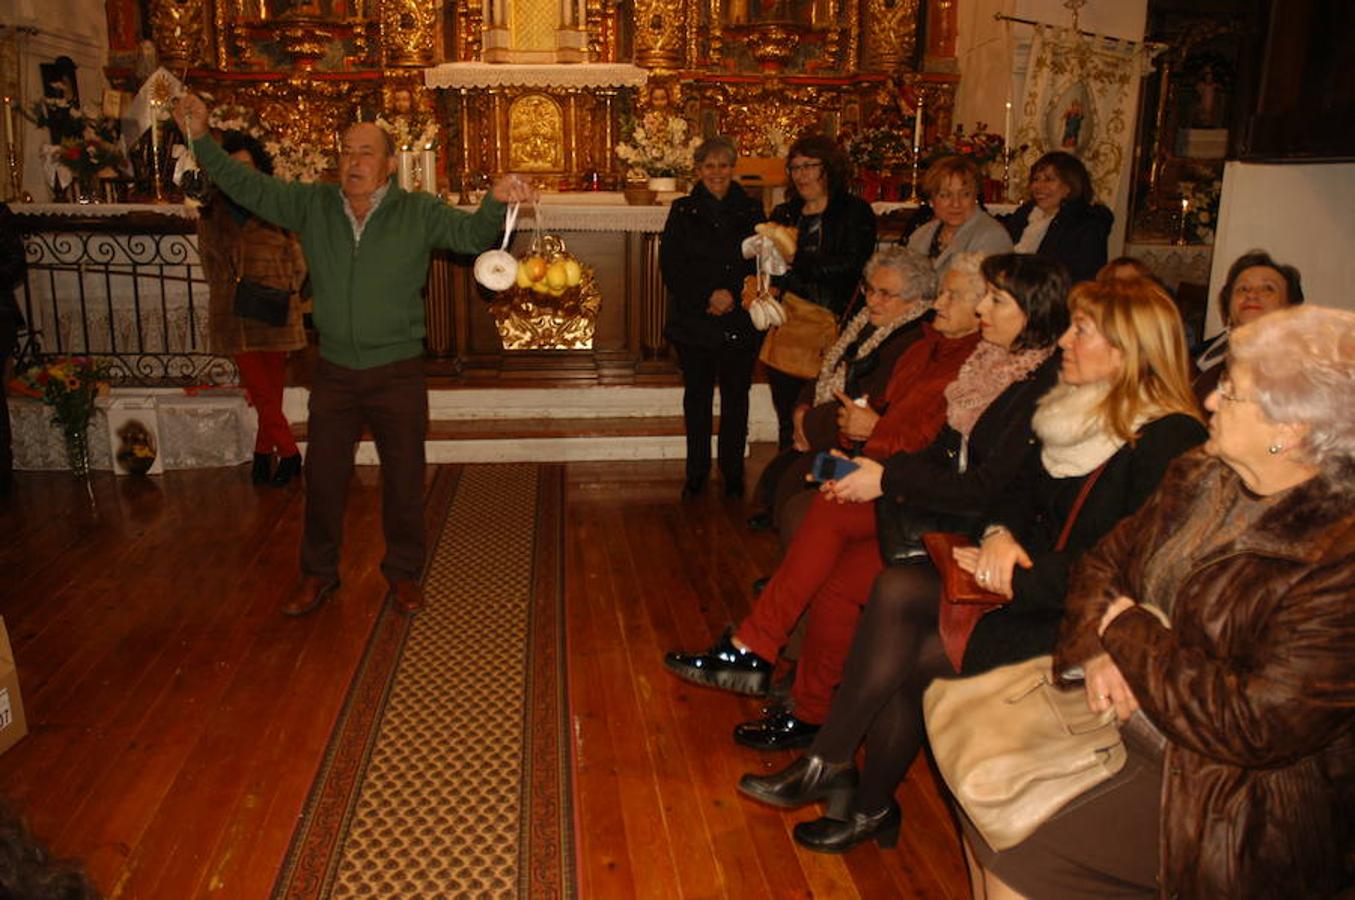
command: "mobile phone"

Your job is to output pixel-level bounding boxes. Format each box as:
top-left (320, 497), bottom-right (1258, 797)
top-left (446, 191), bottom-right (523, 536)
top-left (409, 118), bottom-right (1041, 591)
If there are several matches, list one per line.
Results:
top-left (811, 451), bottom-right (860, 483)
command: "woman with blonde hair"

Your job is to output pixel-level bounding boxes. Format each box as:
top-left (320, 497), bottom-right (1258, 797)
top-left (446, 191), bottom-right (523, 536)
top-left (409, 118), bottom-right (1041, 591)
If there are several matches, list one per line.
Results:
top-left (738, 276), bottom-right (1208, 853)
top-left (970, 304), bottom-right (1355, 898)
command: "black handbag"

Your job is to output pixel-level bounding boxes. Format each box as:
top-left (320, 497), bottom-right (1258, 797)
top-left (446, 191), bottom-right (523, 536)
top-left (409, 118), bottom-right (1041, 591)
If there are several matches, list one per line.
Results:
top-left (233, 278), bottom-right (291, 327)
top-left (874, 499), bottom-right (940, 566)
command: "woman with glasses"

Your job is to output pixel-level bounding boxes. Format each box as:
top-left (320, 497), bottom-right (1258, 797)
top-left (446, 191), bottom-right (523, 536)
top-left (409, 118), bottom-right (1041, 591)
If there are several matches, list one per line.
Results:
top-left (747, 247), bottom-right (944, 539)
top-left (762, 134), bottom-right (878, 451)
top-left (1192, 249), bottom-right (1303, 402)
top-left (665, 255), bottom-right (1068, 752)
top-left (904, 155), bottom-right (1013, 276)
top-left (967, 304), bottom-right (1355, 900)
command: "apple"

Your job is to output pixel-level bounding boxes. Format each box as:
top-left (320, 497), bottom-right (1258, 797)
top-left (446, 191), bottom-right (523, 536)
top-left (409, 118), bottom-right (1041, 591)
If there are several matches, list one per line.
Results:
top-left (563, 259), bottom-right (582, 287)
top-left (545, 260), bottom-right (569, 290)
top-left (530, 279), bottom-right (550, 294)
top-left (522, 255), bottom-right (548, 282)
top-left (515, 263), bottom-right (533, 289)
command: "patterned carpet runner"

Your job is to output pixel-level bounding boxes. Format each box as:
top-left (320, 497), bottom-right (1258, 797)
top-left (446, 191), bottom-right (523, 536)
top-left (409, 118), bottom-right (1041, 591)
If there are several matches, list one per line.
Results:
top-left (272, 463), bottom-right (574, 898)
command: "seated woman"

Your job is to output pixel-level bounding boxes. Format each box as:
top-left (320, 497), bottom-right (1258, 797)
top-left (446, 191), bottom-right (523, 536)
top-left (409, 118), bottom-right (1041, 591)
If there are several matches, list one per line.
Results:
top-left (664, 254), bottom-right (1067, 751)
top-left (970, 304), bottom-right (1355, 899)
top-left (735, 276), bottom-right (1207, 852)
top-left (748, 246), bottom-right (944, 535)
top-left (1192, 249), bottom-right (1303, 401)
top-left (904, 156), bottom-right (1013, 275)
top-left (999, 151), bottom-right (1113, 284)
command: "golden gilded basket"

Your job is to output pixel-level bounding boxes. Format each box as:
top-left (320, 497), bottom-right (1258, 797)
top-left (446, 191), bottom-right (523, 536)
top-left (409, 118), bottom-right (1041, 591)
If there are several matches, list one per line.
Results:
top-left (484, 233), bottom-right (602, 350)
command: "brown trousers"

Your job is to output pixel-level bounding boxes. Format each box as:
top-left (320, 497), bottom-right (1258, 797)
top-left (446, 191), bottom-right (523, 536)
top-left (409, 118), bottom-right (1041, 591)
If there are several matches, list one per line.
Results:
top-left (301, 356), bottom-right (428, 584)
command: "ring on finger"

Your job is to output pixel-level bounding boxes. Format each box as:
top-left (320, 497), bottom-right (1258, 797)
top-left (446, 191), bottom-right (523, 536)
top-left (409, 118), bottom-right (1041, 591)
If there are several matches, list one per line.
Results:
top-left (1097, 693), bottom-right (1110, 701)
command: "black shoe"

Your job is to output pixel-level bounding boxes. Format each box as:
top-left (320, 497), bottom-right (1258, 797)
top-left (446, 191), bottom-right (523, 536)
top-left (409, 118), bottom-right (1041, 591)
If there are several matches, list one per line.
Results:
top-left (793, 802), bottom-right (902, 854)
top-left (271, 453), bottom-right (302, 486)
top-left (664, 632), bottom-right (772, 696)
top-left (681, 476), bottom-right (706, 499)
top-left (752, 576), bottom-right (770, 595)
top-left (733, 709), bottom-right (821, 751)
top-left (746, 511), bottom-right (774, 531)
top-left (737, 755), bottom-right (858, 816)
top-left (724, 477), bottom-right (745, 498)
top-left (251, 452), bottom-right (273, 484)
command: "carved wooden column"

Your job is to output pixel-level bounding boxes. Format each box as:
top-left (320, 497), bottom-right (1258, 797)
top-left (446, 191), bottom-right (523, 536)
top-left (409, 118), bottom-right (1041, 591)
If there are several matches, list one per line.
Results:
top-left (924, 0), bottom-right (959, 71)
top-left (634, 0), bottom-right (686, 70)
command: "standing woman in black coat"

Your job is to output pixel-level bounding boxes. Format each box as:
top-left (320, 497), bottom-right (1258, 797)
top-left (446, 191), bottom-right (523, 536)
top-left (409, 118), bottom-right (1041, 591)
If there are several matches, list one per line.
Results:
top-left (661, 136), bottom-right (765, 498)
top-left (765, 134), bottom-right (878, 450)
top-left (1000, 151), bottom-right (1112, 285)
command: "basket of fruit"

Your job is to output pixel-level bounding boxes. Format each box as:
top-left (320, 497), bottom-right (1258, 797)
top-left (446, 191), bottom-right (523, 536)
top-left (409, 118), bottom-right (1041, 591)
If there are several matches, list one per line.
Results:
top-left (484, 232), bottom-right (602, 350)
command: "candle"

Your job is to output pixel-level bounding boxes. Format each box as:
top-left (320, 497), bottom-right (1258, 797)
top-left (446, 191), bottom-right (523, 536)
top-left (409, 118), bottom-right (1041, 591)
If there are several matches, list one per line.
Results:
top-left (3, 97), bottom-right (12, 148)
top-left (150, 101), bottom-right (161, 155)
top-left (1181, 197), bottom-right (1189, 213)
top-left (422, 145), bottom-right (437, 195)
top-left (398, 150), bottom-right (414, 192)
top-left (913, 97), bottom-right (923, 154)
top-left (1004, 100), bottom-right (1012, 147)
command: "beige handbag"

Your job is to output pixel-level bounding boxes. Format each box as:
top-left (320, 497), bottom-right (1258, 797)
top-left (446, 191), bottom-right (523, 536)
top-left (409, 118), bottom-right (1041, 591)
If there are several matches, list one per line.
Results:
top-left (757, 292), bottom-right (839, 379)
top-left (922, 654), bottom-right (1125, 852)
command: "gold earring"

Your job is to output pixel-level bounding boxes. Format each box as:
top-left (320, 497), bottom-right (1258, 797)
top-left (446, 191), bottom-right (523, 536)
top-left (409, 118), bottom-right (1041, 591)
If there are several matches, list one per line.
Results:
top-left (1268, 442), bottom-right (1284, 455)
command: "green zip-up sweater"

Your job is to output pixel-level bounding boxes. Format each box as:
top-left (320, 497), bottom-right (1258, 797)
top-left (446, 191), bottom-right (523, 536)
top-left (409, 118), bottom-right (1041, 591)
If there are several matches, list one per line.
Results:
top-left (193, 134), bottom-right (506, 369)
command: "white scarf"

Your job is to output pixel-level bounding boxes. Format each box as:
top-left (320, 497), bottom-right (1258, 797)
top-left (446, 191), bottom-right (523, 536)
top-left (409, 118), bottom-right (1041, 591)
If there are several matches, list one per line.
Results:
top-left (813, 301), bottom-right (926, 405)
top-left (1032, 382), bottom-right (1128, 477)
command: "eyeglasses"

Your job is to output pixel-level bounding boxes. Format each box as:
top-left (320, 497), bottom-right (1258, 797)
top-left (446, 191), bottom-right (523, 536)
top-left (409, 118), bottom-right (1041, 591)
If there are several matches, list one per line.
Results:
top-left (1215, 376), bottom-right (1256, 405)
top-left (861, 281), bottom-right (906, 302)
top-left (787, 162), bottom-right (824, 174)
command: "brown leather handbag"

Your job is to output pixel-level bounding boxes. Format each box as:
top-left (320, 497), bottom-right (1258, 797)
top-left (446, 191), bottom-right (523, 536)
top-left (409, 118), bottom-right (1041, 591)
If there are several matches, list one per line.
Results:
top-left (757, 292), bottom-right (838, 379)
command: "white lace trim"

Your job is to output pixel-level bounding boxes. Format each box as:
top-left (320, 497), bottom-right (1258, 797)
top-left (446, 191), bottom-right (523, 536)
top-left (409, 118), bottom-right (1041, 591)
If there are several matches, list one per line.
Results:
top-left (423, 63), bottom-right (649, 90)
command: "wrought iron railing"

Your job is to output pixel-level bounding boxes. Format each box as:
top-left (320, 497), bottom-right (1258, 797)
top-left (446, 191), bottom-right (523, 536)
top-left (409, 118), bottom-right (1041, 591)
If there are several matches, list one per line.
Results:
top-left (16, 214), bottom-right (237, 385)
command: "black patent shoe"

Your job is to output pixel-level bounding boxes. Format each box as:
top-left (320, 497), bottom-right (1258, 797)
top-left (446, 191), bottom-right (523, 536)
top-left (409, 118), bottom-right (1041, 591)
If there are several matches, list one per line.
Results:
top-left (733, 709), bottom-right (821, 751)
top-left (746, 511), bottom-right (774, 532)
top-left (664, 632), bottom-right (772, 697)
top-left (272, 453), bottom-right (302, 486)
top-left (737, 755), bottom-right (858, 816)
top-left (793, 801), bottom-right (902, 854)
top-left (251, 452), bottom-right (273, 484)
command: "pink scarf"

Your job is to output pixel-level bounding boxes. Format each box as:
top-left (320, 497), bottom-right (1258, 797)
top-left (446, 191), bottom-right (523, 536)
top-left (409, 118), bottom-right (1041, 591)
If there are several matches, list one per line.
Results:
top-left (944, 340), bottom-right (1054, 438)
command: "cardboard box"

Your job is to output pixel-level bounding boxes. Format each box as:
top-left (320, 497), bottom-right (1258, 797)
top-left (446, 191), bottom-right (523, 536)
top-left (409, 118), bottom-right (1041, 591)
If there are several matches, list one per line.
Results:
top-left (0, 617), bottom-right (28, 756)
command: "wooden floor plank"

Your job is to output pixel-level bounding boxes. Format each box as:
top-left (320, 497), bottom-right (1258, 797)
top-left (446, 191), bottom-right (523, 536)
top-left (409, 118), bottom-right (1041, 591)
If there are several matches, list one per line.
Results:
top-left (0, 453), bottom-right (968, 899)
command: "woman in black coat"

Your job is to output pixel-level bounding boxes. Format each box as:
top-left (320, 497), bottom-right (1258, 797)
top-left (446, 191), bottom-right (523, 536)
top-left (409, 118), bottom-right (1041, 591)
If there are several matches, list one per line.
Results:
top-left (764, 134), bottom-right (877, 449)
top-left (661, 136), bottom-right (765, 498)
top-left (1000, 151), bottom-right (1112, 285)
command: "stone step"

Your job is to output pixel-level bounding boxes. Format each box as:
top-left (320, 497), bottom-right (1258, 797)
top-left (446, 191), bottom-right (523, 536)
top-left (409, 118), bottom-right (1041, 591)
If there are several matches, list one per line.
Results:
top-left (285, 384), bottom-right (779, 463)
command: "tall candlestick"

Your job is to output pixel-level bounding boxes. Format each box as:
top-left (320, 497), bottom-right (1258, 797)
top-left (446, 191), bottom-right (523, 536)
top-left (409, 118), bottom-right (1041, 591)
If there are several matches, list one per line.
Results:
top-left (150, 100), bottom-right (165, 202)
top-left (1176, 197), bottom-right (1190, 245)
top-left (1004, 100), bottom-right (1012, 145)
top-left (913, 96), bottom-right (923, 154)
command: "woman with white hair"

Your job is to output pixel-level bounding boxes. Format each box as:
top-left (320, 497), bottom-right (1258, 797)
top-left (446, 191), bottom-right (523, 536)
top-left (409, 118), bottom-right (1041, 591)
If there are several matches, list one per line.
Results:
top-left (969, 304), bottom-right (1355, 899)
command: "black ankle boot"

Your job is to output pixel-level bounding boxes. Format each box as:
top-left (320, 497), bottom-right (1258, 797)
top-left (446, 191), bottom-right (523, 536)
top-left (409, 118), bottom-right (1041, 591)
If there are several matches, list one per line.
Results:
top-left (737, 755), bottom-right (858, 816)
top-left (793, 801), bottom-right (902, 854)
top-left (664, 631), bottom-right (772, 696)
top-left (271, 453), bottom-right (302, 486)
top-left (251, 453), bottom-right (273, 484)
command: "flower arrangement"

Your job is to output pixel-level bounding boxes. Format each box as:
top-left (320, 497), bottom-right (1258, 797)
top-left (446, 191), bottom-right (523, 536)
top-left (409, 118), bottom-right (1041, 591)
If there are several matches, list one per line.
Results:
top-left (376, 116), bottom-right (440, 150)
top-left (923, 123), bottom-right (1006, 168)
top-left (846, 126), bottom-right (912, 170)
top-left (32, 101), bottom-right (127, 182)
top-left (263, 140), bottom-right (334, 183)
top-left (1180, 179), bottom-right (1222, 244)
top-left (10, 356), bottom-right (110, 439)
top-left (208, 103), bottom-right (266, 139)
top-left (614, 112), bottom-right (701, 179)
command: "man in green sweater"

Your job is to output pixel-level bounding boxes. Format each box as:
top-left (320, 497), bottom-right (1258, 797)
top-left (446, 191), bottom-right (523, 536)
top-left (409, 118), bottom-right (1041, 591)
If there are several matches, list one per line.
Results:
top-left (174, 93), bottom-right (534, 617)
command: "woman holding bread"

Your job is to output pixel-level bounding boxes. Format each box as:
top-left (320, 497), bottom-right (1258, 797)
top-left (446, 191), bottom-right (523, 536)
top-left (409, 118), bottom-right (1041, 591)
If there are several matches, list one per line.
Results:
top-left (763, 134), bottom-right (878, 450)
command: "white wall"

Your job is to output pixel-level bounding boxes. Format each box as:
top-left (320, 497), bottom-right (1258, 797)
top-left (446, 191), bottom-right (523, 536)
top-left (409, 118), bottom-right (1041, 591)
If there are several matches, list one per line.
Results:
top-left (8, 0), bottom-right (110, 199)
top-left (1205, 161), bottom-right (1355, 337)
top-left (953, 0), bottom-right (1149, 257)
